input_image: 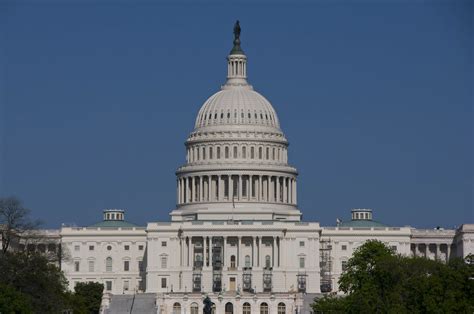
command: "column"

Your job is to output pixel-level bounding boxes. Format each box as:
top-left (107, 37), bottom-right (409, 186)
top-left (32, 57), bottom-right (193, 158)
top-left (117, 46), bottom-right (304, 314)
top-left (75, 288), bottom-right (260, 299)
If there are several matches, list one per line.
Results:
top-left (276, 177), bottom-right (280, 203)
top-left (283, 177), bottom-right (287, 203)
top-left (180, 237), bottom-right (183, 267)
top-left (176, 179), bottom-right (179, 204)
top-left (277, 237), bottom-right (280, 267)
top-left (258, 176), bottom-right (262, 202)
top-left (272, 237), bottom-right (275, 267)
top-left (191, 237), bottom-right (195, 267)
top-left (293, 179), bottom-right (298, 205)
top-left (252, 237), bottom-right (256, 267)
top-left (238, 175), bottom-right (243, 201)
top-left (237, 236), bottom-right (241, 268)
top-left (203, 237), bottom-right (207, 267)
top-left (185, 177), bottom-right (189, 203)
top-left (268, 177), bottom-right (272, 202)
top-left (259, 237), bottom-right (263, 267)
top-left (291, 179), bottom-right (295, 204)
top-left (207, 176), bottom-right (212, 202)
top-left (191, 177), bottom-right (195, 202)
top-left (436, 243), bottom-right (440, 260)
top-left (200, 176), bottom-right (204, 202)
top-left (210, 236), bottom-right (214, 268)
top-left (218, 175), bottom-right (223, 201)
top-left (447, 244), bottom-right (451, 262)
top-left (211, 176), bottom-right (215, 201)
top-left (178, 179), bottom-right (181, 204)
top-left (223, 236), bottom-right (227, 267)
top-left (186, 237), bottom-right (191, 267)
top-left (229, 175), bottom-right (233, 201)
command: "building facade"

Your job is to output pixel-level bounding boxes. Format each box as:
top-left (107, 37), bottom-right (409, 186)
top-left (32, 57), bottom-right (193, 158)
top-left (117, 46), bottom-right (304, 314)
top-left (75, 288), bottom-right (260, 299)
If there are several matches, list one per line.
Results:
top-left (36, 23), bottom-right (472, 313)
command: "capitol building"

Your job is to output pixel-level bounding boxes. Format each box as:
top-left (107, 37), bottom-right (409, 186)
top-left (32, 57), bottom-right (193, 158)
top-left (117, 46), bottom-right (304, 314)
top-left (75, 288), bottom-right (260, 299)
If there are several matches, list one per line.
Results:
top-left (36, 23), bottom-right (473, 314)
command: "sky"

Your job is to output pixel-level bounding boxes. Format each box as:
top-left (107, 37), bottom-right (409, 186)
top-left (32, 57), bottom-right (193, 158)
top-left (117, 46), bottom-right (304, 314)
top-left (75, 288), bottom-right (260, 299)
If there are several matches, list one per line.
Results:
top-left (0, 0), bottom-right (472, 229)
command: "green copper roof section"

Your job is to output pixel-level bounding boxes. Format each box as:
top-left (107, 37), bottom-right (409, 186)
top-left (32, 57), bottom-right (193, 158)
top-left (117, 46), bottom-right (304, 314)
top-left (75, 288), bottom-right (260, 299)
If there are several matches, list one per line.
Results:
top-left (338, 220), bottom-right (388, 228)
top-left (89, 220), bottom-right (140, 228)
top-left (230, 20), bottom-right (245, 55)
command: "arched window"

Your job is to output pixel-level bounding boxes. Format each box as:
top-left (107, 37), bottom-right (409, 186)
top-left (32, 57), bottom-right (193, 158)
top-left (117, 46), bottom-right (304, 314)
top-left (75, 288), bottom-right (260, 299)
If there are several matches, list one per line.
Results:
top-left (172, 302), bottom-right (181, 314)
top-left (225, 302), bottom-right (233, 314)
top-left (251, 147), bottom-right (255, 159)
top-left (217, 147), bottom-right (221, 159)
top-left (265, 255), bottom-right (271, 269)
top-left (202, 147), bottom-right (206, 160)
top-left (210, 147), bottom-right (213, 159)
top-left (230, 255), bottom-right (236, 268)
top-left (243, 303), bottom-right (251, 314)
top-left (266, 147), bottom-right (269, 160)
top-left (245, 255), bottom-right (251, 267)
top-left (272, 148), bottom-right (275, 160)
top-left (259, 147), bottom-right (262, 159)
top-left (106, 257), bottom-right (112, 272)
top-left (242, 146), bottom-right (246, 158)
top-left (196, 147), bottom-right (200, 160)
top-left (278, 302), bottom-right (286, 314)
top-left (190, 303), bottom-right (199, 314)
top-left (233, 146), bottom-right (238, 158)
top-left (225, 147), bottom-right (229, 159)
top-left (260, 303), bottom-right (269, 314)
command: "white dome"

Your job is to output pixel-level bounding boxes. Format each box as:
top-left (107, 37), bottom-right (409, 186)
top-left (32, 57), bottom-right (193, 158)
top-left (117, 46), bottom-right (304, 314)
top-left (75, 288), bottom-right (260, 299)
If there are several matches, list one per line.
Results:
top-left (195, 86), bottom-right (280, 129)
top-left (171, 25), bottom-right (301, 222)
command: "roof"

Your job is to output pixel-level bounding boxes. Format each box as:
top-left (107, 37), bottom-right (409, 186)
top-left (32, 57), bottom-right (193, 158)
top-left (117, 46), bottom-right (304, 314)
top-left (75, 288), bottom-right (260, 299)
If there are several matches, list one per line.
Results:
top-left (88, 220), bottom-right (139, 228)
top-left (338, 220), bottom-right (388, 228)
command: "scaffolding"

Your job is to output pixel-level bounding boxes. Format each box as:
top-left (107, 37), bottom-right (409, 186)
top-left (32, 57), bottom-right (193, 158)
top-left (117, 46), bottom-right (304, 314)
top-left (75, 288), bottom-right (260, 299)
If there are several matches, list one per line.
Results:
top-left (212, 238), bottom-right (223, 292)
top-left (320, 238), bottom-right (333, 293)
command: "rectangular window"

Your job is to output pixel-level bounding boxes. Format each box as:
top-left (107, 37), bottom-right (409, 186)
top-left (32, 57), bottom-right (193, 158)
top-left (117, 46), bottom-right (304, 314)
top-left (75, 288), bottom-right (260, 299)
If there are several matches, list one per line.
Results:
top-left (89, 245), bottom-right (94, 251)
top-left (138, 245), bottom-right (144, 251)
top-left (74, 245), bottom-right (80, 252)
top-left (161, 257), bottom-right (167, 269)
top-left (123, 280), bottom-right (129, 291)
top-left (138, 261), bottom-right (144, 272)
top-left (74, 261), bottom-right (80, 272)
top-left (299, 241), bottom-right (305, 247)
top-left (299, 257), bottom-right (305, 268)
top-left (88, 260), bottom-right (94, 272)
top-left (161, 241), bottom-right (167, 247)
top-left (124, 245), bottom-right (130, 251)
top-left (342, 261), bottom-right (348, 271)
top-left (106, 281), bottom-right (112, 291)
top-left (341, 245), bottom-right (347, 251)
top-left (161, 278), bottom-right (167, 288)
top-left (124, 261), bottom-right (130, 271)
top-left (391, 245), bottom-right (397, 252)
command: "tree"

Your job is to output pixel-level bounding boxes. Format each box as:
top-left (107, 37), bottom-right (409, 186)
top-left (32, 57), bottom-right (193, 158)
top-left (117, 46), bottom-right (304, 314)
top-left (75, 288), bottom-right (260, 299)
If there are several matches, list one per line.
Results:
top-left (0, 251), bottom-right (70, 313)
top-left (74, 282), bottom-right (104, 314)
top-left (0, 283), bottom-right (33, 313)
top-left (0, 196), bottom-right (41, 254)
top-left (312, 240), bottom-right (474, 313)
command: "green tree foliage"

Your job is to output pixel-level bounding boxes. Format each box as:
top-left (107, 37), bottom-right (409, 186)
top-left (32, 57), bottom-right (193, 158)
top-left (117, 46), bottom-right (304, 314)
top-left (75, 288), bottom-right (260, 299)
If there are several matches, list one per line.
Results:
top-left (0, 283), bottom-right (33, 313)
top-left (0, 251), bottom-right (69, 313)
top-left (312, 240), bottom-right (474, 313)
top-left (74, 282), bottom-right (104, 314)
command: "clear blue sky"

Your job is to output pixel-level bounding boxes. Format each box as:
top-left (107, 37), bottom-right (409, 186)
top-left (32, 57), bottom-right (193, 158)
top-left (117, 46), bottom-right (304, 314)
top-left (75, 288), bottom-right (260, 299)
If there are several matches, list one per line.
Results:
top-left (0, 1), bottom-right (472, 228)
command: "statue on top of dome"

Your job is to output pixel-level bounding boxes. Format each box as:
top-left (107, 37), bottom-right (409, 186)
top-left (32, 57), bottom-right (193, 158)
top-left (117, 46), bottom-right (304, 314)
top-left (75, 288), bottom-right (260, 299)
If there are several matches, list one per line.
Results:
top-left (233, 20), bottom-right (241, 40)
top-left (230, 20), bottom-right (244, 55)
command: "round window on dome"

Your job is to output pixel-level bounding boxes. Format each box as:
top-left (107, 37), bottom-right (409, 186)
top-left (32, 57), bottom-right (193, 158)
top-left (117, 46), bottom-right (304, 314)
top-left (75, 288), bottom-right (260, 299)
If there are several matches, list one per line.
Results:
top-left (107, 245), bottom-right (112, 251)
